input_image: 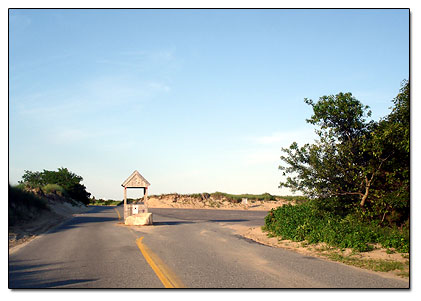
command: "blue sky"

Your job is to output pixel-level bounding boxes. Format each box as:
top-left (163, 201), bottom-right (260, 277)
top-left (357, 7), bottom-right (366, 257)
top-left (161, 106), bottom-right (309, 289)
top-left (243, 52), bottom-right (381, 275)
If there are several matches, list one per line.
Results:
top-left (9, 9), bottom-right (409, 200)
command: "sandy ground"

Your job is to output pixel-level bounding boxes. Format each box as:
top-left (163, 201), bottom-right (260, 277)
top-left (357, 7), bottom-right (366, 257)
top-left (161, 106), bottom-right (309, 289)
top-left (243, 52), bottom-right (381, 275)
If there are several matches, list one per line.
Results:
top-left (9, 199), bottom-right (89, 252)
top-left (145, 194), bottom-right (293, 211)
top-left (224, 224), bottom-right (409, 282)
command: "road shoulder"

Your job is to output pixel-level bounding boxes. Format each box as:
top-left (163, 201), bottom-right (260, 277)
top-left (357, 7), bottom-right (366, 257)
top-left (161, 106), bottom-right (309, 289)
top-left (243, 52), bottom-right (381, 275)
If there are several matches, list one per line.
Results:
top-left (9, 204), bottom-right (91, 254)
top-left (225, 224), bottom-right (409, 285)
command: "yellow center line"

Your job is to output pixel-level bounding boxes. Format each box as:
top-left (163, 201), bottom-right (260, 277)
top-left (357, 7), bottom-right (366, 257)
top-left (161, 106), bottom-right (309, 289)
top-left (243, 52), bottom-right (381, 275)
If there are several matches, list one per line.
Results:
top-left (114, 208), bottom-right (121, 220)
top-left (136, 237), bottom-right (186, 288)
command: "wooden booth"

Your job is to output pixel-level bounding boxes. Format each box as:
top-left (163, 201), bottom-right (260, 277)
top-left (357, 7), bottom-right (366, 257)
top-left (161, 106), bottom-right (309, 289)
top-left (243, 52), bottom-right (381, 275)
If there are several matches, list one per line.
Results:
top-left (121, 170), bottom-right (151, 220)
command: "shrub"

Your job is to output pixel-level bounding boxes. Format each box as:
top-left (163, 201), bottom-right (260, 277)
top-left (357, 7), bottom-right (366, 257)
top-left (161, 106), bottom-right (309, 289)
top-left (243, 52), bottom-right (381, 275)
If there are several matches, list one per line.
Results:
top-left (264, 201), bottom-right (409, 253)
top-left (210, 192), bottom-right (278, 203)
top-left (277, 195), bottom-right (308, 203)
top-left (42, 184), bottom-right (67, 196)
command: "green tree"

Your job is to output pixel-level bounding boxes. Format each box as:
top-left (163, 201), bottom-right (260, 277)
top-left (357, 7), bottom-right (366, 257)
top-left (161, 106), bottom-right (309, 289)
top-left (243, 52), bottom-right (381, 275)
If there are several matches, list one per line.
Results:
top-left (280, 92), bottom-right (373, 210)
top-left (366, 80), bottom-right (409, 224)
top-left (20, 170), bottom-right (44, 188)
top-left (280, 81), bottom-right (409, 224)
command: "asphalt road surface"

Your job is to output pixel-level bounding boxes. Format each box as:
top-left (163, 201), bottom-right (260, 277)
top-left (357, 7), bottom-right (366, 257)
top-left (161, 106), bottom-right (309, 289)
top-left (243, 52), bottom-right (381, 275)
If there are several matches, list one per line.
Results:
top-left (9, 206), bottom-right (409, 288)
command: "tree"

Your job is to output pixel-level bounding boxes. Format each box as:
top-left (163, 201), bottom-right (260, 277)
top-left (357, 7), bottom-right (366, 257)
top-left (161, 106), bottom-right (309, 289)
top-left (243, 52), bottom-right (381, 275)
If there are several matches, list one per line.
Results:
top-left (367, 80), bottom-right (409, 224)
top-left (280, 81), bottom-right (409, 224)
top-left (20, 170), bottom-right (44, 188)
top-left (19, 167), bottom-right (91, 205)
top-left (280, 92), bottom-right (373, 210)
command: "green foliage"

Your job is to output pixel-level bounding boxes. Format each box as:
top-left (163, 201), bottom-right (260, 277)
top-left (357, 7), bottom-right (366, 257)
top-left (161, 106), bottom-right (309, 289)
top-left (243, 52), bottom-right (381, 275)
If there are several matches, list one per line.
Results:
top-left (304, 92), bottom-right (372, 141)
top-left (279, 80), bottom-right (409, 226)
top-left (20, 170), bottom-right (44, 189)
top-left (88, 198), bottom-right (122, 206)
top-left (186, 193), bottom-right (209, 199)
top-left (14, 182), bottom-right (27, 190)
top-left (280, 92), bottom-right (374, 204)
top-left (276, 195), bottom-right (308, 202)
top-left (19, 167), bottom-right (91, 205)
top-left (42, 184), bottom-right (67, 196)
top-left (9, 184), bottom-right (49, 226)
top-left (264, 201), bottom-right (409, 253)
top-left (367, 80), bottom-right (410, 224)
top-left (210, 192), bottom-right (277, 203)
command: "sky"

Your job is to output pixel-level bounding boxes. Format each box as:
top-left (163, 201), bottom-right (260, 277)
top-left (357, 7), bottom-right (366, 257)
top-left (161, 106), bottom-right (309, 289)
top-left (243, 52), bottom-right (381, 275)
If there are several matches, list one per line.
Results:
top-left (8, 8), bottom-right (409, 200)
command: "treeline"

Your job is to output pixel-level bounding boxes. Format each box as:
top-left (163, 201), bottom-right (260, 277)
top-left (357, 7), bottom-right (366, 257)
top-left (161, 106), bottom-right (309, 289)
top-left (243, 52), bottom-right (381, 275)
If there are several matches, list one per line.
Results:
top-left (265, 80), bottom-right (409, 252)
top-left (89, 197), bottom-right (122, 206)
top-left (17, 167), bottom-right (91, 205)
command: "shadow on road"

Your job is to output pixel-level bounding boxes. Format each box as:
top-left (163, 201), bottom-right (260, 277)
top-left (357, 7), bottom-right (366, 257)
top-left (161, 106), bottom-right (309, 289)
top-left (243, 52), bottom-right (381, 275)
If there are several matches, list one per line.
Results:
top-left (153, 219), bottom-right (250, 226)
top-left (208, 219), bottom-right (249, 223)
top-left (153, 221), bottom-right (195, 226)
top-left (86, 205), bottom-right (119, 213)
top-left (47, 216), bottom-right (117, 234)
top-left (9, 259), bottom-right (98, 288)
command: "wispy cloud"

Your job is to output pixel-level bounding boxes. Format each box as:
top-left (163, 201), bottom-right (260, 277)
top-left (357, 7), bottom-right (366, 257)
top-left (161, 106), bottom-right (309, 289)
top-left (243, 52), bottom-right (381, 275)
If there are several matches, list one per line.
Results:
top-left (14, 75), bottom-right (171, 119)
top-left (96, 49), bottom-right (176, 70)
top-left (12, 47), bottom-right (176, 122)
top-left (50, 128), bottom-right (93, 144)
top-left (10, 53), bottom-right (74, 74)
top-left (241, 128), bottom-right (317, 166)
top-left (147, 81), bottom-right (171, 92)
top-left (151, 50), bottom-right (175, 62)
top-left (118, 50), bottom-right (147, 56)
top-left (15, 92), bottom-right (89, 118)
top-left (45, 126), bottom-right (124, 147)
top-left (241, 148), bottom-right (281, 165)
top-left (85, 76), bottom-right (171, 107)
top-left (248, 128), bottom-right (317, 146)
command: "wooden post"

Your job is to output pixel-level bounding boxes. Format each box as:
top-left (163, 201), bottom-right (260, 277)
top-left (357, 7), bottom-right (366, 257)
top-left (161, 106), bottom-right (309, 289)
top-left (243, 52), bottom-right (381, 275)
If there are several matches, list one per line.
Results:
top-left (123, 186), bottom-right (127, 220)
top-left (144, 187), bottom-right (148, 202)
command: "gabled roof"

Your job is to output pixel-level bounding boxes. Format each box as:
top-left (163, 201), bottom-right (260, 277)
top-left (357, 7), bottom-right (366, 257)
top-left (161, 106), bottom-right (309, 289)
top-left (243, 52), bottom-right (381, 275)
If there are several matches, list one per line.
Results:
top-left (122, 170), bottom-right (150, 188)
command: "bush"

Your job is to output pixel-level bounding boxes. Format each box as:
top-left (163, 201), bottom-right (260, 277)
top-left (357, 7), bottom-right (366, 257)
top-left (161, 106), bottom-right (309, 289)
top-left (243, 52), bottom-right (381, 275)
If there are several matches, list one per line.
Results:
top-left (277, 195), bottom-right (308, 203)
top-left (264, 201), bottom-right (409, 253)
top-left (210, 192), bottom-right (278, 203)
top-left (42, 184), bottom-right (67, 196)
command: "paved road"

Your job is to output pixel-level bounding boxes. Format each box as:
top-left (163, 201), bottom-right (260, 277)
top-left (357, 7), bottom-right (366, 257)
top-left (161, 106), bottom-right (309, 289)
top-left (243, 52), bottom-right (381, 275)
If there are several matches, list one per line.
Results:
top-left (9, 206), bottom-right (409, 288)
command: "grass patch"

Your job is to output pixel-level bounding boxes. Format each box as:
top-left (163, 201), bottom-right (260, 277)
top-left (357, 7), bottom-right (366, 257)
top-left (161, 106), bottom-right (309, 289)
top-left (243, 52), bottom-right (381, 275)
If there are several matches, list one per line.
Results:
top-left (397, 271), bottom-right (409, 278)
top-left (42, 183), bottom-right (67, 196)
top-left (323, 252), bottom-right (406, 273)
